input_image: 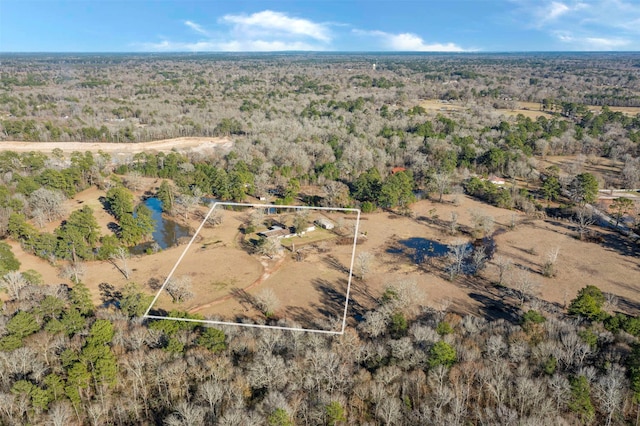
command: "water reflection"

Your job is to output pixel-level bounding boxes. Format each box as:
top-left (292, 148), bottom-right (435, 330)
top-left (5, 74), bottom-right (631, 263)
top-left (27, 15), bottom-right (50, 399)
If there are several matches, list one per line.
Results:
top-left (130, 198), bottom-right (191, 254)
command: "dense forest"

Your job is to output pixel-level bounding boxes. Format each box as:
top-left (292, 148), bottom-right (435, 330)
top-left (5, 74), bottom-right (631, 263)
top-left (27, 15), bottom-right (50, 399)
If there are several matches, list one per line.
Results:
top-left (0, 53), bottom-right (639, 424)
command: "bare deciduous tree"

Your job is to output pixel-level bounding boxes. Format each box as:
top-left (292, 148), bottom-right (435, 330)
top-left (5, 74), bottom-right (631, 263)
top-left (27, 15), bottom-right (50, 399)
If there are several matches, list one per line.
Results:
top-left (255, 288), bottom-right (280, 318)
top-left (356, 251), bottom-right (374, 280)
top-left (431, 171), bottom-right (451, 203)
top-left (595, 365), bottom-right (625, 426)
top-left (29, 188), bottom-right (66, 224)
top-left (48, 401), bottom-right (74, 426)
top-left (574, 207), bottom-right (595, 240)
top-left (470, 211), bottom-right (494, 238)
top-left (542, 247), bottom-right (560, 278)
top-left (495, 256), bottom-right (512, 286)
top-left (204, 208), bottom-right (224, 227)
top-left (0, 271), bottom-right (27, 300)
top-left (449, 211), bottom-right (459, 235)
top-left (108, 246), bottom-right (131, 279)
top-left (164, 401), bottom-right (205, 426)
top-left (513, 268), bottom-right (540, 306)
top-left (471, 246), bottom-right (488, 275)
top-left (447, 240), bottom-right (471, 280)
top-left (165, 275), bottom-right (194, 303)
top-left (58, 261), bottom-right (87, 284)
top-left (258, 237), bottom-right (282, 259)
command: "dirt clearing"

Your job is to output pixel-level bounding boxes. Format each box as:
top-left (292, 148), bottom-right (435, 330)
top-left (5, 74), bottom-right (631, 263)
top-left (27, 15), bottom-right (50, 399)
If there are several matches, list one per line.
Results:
top-left (0, 136), bottom-right (233, 154)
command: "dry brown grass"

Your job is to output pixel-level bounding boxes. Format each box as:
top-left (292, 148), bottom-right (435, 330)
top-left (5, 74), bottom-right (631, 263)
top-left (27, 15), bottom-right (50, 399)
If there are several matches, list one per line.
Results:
top-left (5, 191), bottom-right (640, 325)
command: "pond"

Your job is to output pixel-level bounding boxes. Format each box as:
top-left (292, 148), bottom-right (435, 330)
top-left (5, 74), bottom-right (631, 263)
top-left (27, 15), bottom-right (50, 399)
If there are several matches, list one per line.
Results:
top-left (387, 237), bottom-right (458, 264)
top-left (130, 197), bottom-right (191, 254)
top-left (387, 237), bottom-right (496, 271)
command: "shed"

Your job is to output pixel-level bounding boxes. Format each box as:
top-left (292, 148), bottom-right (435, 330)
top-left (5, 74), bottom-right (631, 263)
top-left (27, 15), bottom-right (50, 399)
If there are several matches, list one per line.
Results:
top-left (315, 218), bottom-right (334, 230)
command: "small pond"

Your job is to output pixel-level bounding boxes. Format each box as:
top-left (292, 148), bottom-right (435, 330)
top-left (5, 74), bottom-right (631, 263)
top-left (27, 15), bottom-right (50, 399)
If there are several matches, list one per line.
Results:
top-left (387, 237), bottom-right (461, 264)
top-left (387, 237), bottom-right (496, 271)
top-left (130, 197), bottom-right (191, 254)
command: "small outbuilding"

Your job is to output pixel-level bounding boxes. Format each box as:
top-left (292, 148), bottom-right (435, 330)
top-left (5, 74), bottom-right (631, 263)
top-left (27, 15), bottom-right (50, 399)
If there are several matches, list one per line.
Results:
top-left (315, 218), bottom-right (334, 230)
top-left (488, 175), bottom-right (506, 185)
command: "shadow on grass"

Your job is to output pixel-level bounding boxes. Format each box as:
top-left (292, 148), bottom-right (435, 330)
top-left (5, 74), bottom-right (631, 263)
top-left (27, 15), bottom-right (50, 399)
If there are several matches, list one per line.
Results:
top-left (468, 292), bottom-right (521, 323)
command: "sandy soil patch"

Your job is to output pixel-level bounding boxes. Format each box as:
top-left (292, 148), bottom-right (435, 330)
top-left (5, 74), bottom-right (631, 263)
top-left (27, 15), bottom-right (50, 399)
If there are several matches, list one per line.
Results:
top-left (0, 136), bottom-right (233, 154)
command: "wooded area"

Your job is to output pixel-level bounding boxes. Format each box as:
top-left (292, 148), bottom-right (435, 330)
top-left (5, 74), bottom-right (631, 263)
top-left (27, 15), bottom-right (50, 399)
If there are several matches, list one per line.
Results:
top-left (0, 53), bottom-right (639, 425)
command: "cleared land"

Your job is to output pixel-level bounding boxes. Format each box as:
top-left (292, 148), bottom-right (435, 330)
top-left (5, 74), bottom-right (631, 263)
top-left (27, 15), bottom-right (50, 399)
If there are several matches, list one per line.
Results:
top-left (148, 206), bottom-right (358, 332)
top-left (0, 136), bottom-right (233, 154)
top-left (4, 184), bottom-right (639, 325)
top-left (420, 99), bottom-right (640, 120)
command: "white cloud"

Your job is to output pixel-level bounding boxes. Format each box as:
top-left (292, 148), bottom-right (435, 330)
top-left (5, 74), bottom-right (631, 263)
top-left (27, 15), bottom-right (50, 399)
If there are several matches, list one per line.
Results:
top-left (355, 30), bottom-right (469, 52)
top-left (140, 39), bottom-right (319, 52)
top-left (552, 30), bottom-right (631, 49)
top-left (137, 11), bottom-right (331, 52)
top-left (514, 0), bottom-right (640, 49)
top-left (184, 20), bottom-right (210, 37)
top-left (547, 2), bottom-right (571, 20)
top-left (135, 10), bottom-right (336, 52)
top-left (585, 37), bottom-right (630, 48)
top-left (221, 10), bottom-right (331, 42)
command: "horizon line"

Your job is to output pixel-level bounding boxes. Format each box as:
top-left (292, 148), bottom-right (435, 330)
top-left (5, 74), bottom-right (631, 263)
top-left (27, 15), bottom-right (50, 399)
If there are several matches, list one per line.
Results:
top-left (2, 50), bottom-right (640, 55)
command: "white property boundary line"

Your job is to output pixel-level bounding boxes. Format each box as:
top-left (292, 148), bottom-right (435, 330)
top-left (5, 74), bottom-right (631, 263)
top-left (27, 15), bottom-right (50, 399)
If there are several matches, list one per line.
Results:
top-left (142, 202), bottom-right (361, 335)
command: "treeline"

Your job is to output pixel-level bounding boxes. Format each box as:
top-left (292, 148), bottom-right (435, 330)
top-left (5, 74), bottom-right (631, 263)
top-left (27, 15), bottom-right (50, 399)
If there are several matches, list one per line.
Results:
top-left (0, 149), bottom-right (159, 270)
top-left (2, 54), bottom-right (640, 144)
top-left (0, 277), bottom-right (639, 424)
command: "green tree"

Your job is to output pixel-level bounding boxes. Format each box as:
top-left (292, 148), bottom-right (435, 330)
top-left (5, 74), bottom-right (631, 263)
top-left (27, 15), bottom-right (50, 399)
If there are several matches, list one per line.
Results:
top-left (610, 197), bottom-right (634, 227)
top-left (379, 170), bottom-right (415, 209)
top-left (106, 186), bottom-right (134, 220)
top-left (55, 206), bottom-right (100, 261)
top-left (157, 180), bottom-right (174, 212)
top-left (6, 311), bottom-right (39, 338)
top-left (87, 319), bottom-right (115, 346)
top-left (353, 167), bottom-right (382, 202)
top-left (119, 211), bottom-right (154, 246)
top-left (428, 341), bottom-right (457, 368)
top-left (70, 281), bottom-right (94, 316)
top-left (568, 285), bottom-right (606, 321)
top-left (0, 241), bottom-right (20, 274)
top-left (325, 401), bottom-right (347, 425)
top-left (197, 327), bottom-right (227, 352)
top-left (267, 408), bottom-right (293, 426)
top-left (570, 173), bottom-right (599, 205)
top-left (541, 175), bottom-right (561, 202)
top-left (389, 312), bottom-right (408, 338)
top-left (568, 375), bottom-right (595, 424)
top-left (134, 203), bottom-right (156, 238)
top-left (120, 282), bottom-right (154, 317)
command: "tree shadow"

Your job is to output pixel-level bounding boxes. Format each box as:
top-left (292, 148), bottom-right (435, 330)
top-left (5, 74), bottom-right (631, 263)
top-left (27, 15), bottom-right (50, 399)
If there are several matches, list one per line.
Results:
top-left (312, 278), bottom-right (347, 319)
top-left (323, 254), bottom-right (350, 274)
top-left (230, 287), bottom-right (257, 312)
top-left (468, 292), bottom-right (521, 323)
top-left (599, 232), bottom-right (640, 258)
top-left (284, 305), bottom-right (318, 329)
top-left (612, 294), bottom-right (640, 316)
top-left (98, 282), bottom-right (122, 308)
top-left (107, 222), bottom-right (120, 234)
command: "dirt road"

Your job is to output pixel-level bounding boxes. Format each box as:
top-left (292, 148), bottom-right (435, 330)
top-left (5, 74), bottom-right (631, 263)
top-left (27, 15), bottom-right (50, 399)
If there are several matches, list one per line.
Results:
top-left (0, 136), bottom-right (233, 154)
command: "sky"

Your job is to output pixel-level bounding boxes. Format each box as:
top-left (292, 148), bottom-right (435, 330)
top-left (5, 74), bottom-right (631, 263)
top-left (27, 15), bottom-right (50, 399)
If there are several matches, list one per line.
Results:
top-left (1, 0), bottom-right (640, 52)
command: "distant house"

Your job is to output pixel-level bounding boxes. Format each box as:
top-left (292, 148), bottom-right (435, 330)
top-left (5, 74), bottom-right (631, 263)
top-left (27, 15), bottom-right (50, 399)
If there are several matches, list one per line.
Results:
top-left (315, 218), bottom-right (334, 230)
top-left (258, 226), bottom-right (294, 239)
top-left (488, 175), bottom-right (506, 185)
